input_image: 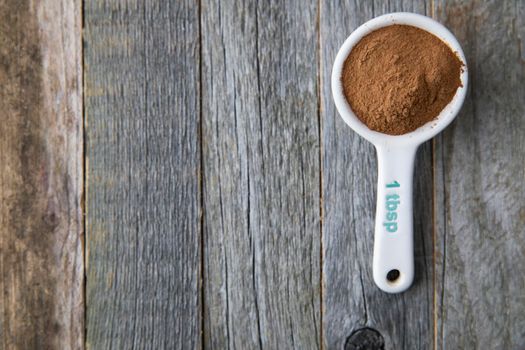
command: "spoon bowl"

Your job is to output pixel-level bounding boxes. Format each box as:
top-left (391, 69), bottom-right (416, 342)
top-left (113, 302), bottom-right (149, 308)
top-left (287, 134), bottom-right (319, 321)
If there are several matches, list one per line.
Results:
top-left (331, 12), bottom-right (468, 293)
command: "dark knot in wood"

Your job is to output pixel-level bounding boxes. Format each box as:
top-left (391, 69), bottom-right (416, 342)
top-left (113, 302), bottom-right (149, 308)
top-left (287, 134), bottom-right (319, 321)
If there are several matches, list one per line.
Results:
top-left (344, 327), bottom-right (385, 350)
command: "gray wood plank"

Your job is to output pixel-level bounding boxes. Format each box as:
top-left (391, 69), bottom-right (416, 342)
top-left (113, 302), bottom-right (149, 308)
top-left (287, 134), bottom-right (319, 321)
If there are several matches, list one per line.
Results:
top-left (320, 1), bottom-right (434, 349)
top-left (0, 0), bottom-right (83, 348)
top-left (434, 1), bottom-right (525, 348)
top-left (201, 1), bottom-right (321, 348)
top-left (84, 1), bottom-right (201, 348)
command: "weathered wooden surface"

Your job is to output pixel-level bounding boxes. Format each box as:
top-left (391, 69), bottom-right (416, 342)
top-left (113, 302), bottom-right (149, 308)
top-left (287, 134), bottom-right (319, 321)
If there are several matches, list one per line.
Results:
top-left (77, 0), bottom-right (525, 349)
top-left (434, 1), bottom-right (525, 348)
top-left (201, 0), bottom-right (321, 348)
top-left (320, 1), bottom-right (434, 349)
top-left (84, 1), bottom-right (201, 349)
top-left (0, 0), bottom-right (83, 349)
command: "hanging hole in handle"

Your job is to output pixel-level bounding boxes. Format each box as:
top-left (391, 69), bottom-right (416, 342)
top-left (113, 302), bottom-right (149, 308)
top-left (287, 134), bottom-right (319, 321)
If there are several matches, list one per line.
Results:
top-left (386, 269), bottom-right (400, 283)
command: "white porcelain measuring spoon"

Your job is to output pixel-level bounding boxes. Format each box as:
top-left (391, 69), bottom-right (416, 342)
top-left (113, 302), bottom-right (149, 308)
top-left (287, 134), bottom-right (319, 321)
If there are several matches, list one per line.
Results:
top-left (332, 13), bottom-right (468, 293)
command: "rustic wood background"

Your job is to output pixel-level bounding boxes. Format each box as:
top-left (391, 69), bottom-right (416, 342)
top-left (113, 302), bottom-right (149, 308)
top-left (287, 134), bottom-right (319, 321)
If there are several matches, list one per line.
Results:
top-left (1, 0), bottom-right (523, 349)
top-left (0, 1), bottom-right (83, 349)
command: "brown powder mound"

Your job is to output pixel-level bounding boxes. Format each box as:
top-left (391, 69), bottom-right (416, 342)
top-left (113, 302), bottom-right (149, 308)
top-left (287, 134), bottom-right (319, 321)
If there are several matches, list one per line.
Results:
top-left (342, 25), bottom-right (463, 135)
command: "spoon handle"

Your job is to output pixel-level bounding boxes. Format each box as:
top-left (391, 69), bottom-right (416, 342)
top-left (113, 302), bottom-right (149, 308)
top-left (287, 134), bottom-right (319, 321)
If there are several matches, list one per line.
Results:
top-left (372, 145), bottom-right (418, 293)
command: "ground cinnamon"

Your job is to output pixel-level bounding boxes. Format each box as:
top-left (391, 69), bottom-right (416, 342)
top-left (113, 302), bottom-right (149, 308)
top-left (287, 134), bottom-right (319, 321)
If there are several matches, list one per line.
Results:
top-left (342, 25), bottom-right (463, 135)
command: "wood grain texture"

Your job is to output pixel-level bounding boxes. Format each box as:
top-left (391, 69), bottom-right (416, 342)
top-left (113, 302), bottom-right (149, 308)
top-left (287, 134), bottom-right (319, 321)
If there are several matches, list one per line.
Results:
top-left (84, 1), bottom-right (201, 348)
top-left (434, 1), bottom-right (525, 348)
top-left (0, 0), bottom-right (83, 349)
top-left (201, 0), bottom-right (321, 348)
top-left (320, 1), bottom-right (434, 349)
